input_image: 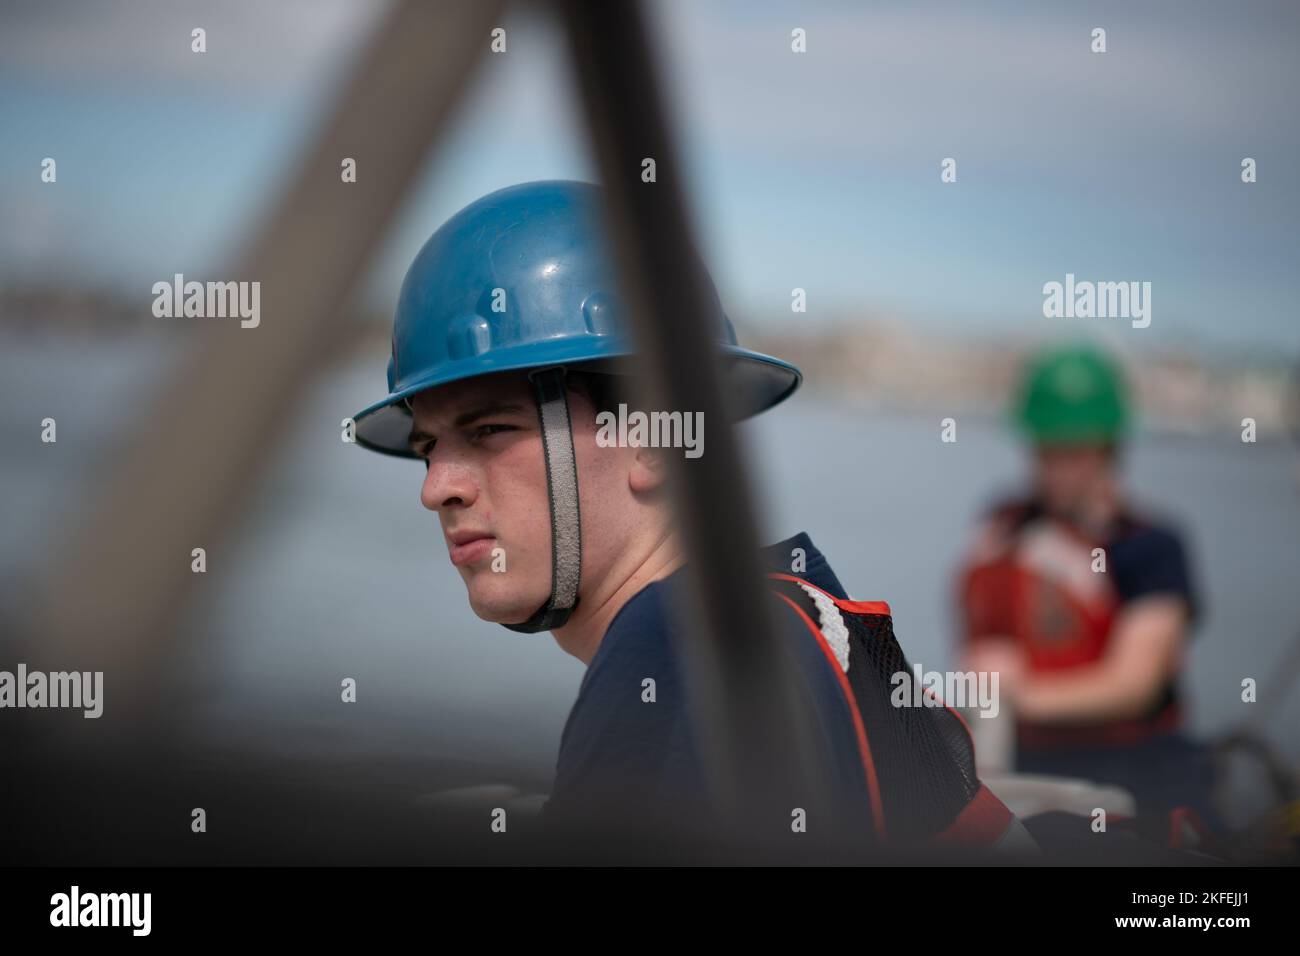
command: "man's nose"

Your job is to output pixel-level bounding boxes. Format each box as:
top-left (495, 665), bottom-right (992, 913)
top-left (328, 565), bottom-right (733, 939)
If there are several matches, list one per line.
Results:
top-left (420, 454), bottom-right (478, 512)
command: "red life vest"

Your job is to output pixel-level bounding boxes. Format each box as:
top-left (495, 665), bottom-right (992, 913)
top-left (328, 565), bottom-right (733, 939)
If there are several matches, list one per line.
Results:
top-left (957, 504), bottom-right (1181, 750)
top-left (767, 573), bottom-right (1020, 850)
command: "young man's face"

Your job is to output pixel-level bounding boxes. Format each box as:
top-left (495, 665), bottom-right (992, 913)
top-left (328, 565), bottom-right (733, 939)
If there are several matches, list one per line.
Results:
top-left (1032, 444), bottom-right (1115, 517)
top-left (409, 371), bottom-right (640, 627)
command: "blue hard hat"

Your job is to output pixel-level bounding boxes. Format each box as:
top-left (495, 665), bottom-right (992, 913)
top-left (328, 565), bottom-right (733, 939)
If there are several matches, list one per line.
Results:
top-left (352, 180), bottom-right (802, 457)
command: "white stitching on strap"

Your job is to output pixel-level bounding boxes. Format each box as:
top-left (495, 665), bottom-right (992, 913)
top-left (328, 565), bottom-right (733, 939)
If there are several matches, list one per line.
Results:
top-left (797, 581), bottom-right (850, 673)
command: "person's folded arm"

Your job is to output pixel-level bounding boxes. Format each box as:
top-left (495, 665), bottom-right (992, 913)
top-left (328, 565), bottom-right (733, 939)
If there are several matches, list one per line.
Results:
top-left (1012, 594), bottom-right (1188, 724)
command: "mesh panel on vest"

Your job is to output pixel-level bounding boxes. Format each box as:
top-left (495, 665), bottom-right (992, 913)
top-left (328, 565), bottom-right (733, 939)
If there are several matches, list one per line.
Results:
top-left (772, 577), bottom-right (981, 841)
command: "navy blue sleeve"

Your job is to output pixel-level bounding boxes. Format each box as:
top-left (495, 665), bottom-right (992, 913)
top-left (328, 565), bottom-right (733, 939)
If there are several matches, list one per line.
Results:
top-left (1108, 524), bottom-right (1200, 623)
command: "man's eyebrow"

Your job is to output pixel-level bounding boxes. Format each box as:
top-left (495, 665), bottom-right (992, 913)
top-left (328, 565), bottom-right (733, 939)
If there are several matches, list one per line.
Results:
top-left (406, 401), bottom-right (529, 450)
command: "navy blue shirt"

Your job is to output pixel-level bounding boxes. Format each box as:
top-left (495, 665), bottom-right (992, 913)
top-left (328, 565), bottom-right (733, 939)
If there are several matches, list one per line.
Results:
top-left (1107, 513), bottom-right (1200, 624)
top-left (542, 533), bottom-right (871, 833)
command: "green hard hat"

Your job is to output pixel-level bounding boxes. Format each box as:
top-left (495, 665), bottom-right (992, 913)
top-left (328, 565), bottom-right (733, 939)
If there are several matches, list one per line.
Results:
top-left (1014, 344), bottom-right (1130, 445)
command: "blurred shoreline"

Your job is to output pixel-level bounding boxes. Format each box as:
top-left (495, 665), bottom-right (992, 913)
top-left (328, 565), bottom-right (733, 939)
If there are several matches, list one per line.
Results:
top-left (4, 283), bottom-right (1295, 438)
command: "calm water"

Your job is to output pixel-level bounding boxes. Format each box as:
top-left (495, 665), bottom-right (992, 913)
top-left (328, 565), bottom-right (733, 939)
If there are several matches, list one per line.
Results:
top-left (4, 332), bottom-right (1299, 794)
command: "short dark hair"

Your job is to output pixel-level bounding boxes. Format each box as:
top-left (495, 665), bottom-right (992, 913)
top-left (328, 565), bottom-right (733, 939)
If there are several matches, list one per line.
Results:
top-left (565, 369), bottom-right (624, 419)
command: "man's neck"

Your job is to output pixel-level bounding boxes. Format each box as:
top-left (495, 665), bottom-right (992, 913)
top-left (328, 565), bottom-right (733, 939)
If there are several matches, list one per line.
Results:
top-left (550, 532), bottom-right (684, 665)
top-left (1067, 476), bottom-right (1122, 538)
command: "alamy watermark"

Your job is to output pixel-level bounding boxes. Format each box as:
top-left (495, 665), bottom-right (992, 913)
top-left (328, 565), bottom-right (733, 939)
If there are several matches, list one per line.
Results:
top-left (595, 404), bottom-right (704, 459)
top-left (50, 886), bottom-right (150, 936)
top-left (151, 273), bottom-right (260, 328)
top-left (890, 664), bottom-right (1000, 718)
top-left (0, 664), bottom-right (103, 718)
top-left (1042, 272), bottom-right (1151, 329)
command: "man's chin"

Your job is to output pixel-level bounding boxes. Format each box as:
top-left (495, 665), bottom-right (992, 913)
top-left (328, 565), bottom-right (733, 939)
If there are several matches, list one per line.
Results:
top-left (465, 585), bottom-right (544, 627)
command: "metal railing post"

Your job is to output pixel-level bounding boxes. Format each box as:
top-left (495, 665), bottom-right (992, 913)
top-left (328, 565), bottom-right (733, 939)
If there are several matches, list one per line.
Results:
top-left (558, 0), bottom-right (836, 839)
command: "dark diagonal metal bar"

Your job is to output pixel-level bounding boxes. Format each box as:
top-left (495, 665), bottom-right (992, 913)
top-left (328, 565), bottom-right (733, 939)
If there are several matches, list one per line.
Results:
top-left (20, 0), bottom-right (505, 721)
top-left (558, 0), bottom-right (835, 836)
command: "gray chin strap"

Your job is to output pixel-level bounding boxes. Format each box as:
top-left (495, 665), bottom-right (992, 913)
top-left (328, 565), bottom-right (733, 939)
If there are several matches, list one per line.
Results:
top-left (502, 366), bottom-right (582, 633)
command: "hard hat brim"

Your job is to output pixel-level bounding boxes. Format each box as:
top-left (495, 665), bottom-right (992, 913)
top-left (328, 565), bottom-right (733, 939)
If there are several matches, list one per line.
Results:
top-left (351, 342), bottom-right (802, 458)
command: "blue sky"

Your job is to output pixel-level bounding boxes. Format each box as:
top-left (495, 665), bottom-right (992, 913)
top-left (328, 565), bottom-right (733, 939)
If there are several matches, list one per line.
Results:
top-left (1, 0), bottom-right (1297, 358)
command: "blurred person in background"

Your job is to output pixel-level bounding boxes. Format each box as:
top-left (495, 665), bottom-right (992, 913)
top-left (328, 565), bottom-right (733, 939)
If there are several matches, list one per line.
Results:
top-left (956, 343), bottom-right (1222, 834)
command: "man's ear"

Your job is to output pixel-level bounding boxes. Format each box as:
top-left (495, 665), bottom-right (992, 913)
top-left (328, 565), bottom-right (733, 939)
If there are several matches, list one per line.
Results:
top-left (628, 445), bottom-right (668, 494)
